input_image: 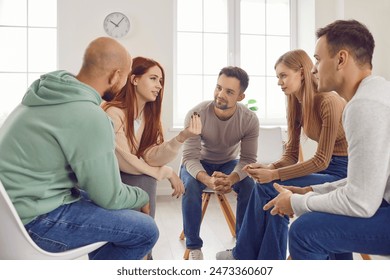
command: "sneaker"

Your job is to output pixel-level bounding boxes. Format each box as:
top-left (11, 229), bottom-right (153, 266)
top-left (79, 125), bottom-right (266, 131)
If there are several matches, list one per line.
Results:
top-left (216, 249), bottom-right (236, 260)
top-left (189, 249), bottom-right (204, 260)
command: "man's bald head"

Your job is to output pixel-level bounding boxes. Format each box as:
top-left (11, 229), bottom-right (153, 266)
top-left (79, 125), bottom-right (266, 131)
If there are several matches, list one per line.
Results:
top-left (80, 37), bottom-right (131, 77)
top-left (76, 37), bottom-right (132, 97)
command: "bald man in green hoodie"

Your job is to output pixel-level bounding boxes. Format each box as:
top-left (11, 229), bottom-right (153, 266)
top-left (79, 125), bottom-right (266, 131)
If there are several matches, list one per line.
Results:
top-left (0, 37), bottom-right (159, 260)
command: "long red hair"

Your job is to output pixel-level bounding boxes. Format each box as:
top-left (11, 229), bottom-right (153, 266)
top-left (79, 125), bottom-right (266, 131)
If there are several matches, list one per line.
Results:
top-left (102, 57), bottom-right (165, 158)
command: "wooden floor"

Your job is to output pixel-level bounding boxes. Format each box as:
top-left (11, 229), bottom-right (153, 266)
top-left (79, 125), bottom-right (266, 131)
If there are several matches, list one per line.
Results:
top-left (152, 194), bottom-right (386, 260)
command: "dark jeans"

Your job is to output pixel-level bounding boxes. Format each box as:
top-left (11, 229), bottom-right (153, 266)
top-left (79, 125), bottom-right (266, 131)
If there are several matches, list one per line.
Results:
top-left (233, 155), bottom-right (349, 260)
top-left (180, 159), bottom-right (255, 249)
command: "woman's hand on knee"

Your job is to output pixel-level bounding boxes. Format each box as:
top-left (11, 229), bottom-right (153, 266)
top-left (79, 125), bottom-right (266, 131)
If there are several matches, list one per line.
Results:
top-left (168, 172), bottom-right (185, 198)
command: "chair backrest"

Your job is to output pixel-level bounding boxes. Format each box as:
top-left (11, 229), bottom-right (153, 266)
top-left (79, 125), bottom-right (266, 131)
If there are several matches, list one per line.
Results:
top-left (0, 180), bottom-right (106, 259)
top-left (258, 126), bottom-right (284, 164)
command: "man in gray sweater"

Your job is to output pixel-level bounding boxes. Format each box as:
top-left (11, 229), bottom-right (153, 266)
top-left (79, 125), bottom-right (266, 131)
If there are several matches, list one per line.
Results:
top-left (264, 20), bottom-right (390, 259)
top-left (180, 66), bottom-right (259, 260)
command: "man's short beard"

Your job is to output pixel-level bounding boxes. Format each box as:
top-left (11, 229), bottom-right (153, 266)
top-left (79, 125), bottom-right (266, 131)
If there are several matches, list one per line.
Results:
top-left (214, 99), bottom-right (229, 110)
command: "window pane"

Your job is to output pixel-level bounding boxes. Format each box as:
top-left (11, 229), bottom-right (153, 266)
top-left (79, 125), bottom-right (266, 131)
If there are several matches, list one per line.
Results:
top-left (28, 28), bottom-right (57, 72)
top-left (177, 32), bottom-right (203, 74)
top-left (28, 0), bottom-right (57, 27)
top-left (175, 75), bottom-right (203, 126)
top-left (266, 36), bottom-right (290, 75)
top-left (245, 76), bottom-right (266, 119)
top-left (266, 0), bottom-right (290, 35)
top-left (0, 73), bottom-right (28, 115)
top-left (0, 27), bottom-right (27, 71)
top-left (28, 73), bottom-right (43, 85)
top-left (177, 0), bottom-right (202, 32)
top-left (0, 0), bottom-right (27, 26)
top-left (204, 0), bottom-right (228, 32)
top-left (241, 0), bottom-right (265, 34)
top-left (203, 33), bottom-right (228, 75)
top-left (266, 77), bottom-right (286, 119)
top-left (203, 75), bottom-right (218, 100)
top-left (240, 34), bottom-right (265, 76)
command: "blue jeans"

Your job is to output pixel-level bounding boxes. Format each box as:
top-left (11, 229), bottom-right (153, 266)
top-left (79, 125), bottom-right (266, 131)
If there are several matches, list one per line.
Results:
top-left (25, 191), bottom-right (159, 260)
top-left (289, 200), bottom-right (390, 259)
top-left (233, 155), bottom-right (349, 260)
top-left (180, 159), bottom-right (255, 249)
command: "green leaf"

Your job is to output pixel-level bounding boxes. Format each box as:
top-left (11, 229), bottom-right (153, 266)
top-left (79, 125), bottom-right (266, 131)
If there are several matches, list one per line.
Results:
top-left (249, 106), bottom-right (258, 111)
top-left (247, 99), bottom-right (257, 104)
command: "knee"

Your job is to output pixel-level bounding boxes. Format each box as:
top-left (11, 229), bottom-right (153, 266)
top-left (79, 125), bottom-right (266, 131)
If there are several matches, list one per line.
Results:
top-left (289, 216), bottom-right (307, 246)
top-left (234, 176), bottom-right (255, 195)
top-left (182, 175), bottom-right (203, 196)
top-left (143, 215), bottom-right (159, 244)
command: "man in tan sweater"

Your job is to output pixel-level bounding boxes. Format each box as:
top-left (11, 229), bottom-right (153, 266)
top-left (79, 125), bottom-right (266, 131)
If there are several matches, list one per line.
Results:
top-left (180, 66), bottom-right (259, 260)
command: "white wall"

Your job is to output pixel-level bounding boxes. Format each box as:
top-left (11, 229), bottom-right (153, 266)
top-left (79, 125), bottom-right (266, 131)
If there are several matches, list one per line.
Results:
top-left (58, 0), bottom-right (390, 194)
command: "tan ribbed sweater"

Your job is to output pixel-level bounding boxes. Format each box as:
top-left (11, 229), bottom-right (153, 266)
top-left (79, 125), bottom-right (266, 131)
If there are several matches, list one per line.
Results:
top-left (273, 92), bottom-right (348, 181)
top-left (105, 106), bottom-right (182, 181)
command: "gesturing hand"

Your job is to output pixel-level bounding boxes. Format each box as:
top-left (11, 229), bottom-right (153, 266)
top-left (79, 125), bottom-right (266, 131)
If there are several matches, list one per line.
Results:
top-left (177, 112), bottom-right (202, 142)
top-left (263, 183), bottom-right (294, 217)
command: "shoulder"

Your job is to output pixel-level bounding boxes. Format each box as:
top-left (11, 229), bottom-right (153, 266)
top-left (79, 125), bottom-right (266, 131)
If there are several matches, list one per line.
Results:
top-left (105, 105), bottom-right (125, 118)
top-left (237, 103), bottom-right (259, 122)
top-left (316, 91), bottom-right (346, 111)
top-left (237, 103), bottom-right (257, 119)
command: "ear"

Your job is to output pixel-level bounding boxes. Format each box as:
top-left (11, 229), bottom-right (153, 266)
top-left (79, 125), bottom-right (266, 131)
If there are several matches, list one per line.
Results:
top-left (238, 92), bottom-right (245, 102)
top-left (108, 69), bottom-right (121, 86)
top-left (337, 50), bottom-right (348, 70)
top-left (130, 74), bottom-right (138, 85)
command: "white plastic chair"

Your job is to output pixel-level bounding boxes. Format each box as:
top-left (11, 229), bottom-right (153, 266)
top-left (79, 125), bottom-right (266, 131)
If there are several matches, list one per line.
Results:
top-left (0, 180), bottom-right (107, 260)
top-left (258, 126), bottom-right (284, 164)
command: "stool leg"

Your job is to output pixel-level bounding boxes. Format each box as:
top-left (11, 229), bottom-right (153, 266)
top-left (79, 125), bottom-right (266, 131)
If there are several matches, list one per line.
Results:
top-left (183, 249), bottom-right (190, 260)
top-left (216, 193), bottom-right (236, 238)
top-left (360, 253), bottom-right (372, 260)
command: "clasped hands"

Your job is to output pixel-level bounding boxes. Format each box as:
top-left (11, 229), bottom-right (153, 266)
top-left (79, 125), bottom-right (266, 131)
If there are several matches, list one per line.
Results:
top-left (207, 171), bottom-right (234, 194)
top-left (242, 162), bottom-right (278, 183)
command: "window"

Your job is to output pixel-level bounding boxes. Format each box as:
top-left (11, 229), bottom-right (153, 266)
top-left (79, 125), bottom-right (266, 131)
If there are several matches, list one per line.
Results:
top-left (174, 0), bottom-right (294, 127)
top-left (0, 0), bottom-right (57, 118)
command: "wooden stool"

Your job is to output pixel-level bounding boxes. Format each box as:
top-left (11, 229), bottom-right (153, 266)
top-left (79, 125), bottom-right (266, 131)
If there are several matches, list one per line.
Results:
top-left (180, 189), bottom-right (236, 260)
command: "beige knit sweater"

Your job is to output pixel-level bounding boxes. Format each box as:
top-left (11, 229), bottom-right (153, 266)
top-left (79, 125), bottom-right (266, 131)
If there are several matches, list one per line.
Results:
top-left (105, 106), bottom-right (182, 181)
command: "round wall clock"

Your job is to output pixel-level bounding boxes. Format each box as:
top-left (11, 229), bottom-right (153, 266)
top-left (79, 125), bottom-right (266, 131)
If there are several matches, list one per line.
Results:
top-left (103, 12), bottom-right (130, 38)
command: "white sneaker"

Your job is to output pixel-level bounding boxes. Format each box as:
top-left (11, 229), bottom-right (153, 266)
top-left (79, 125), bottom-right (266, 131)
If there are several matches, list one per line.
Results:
top-left (189, 249), bottom-right (204, 260)
top-left (216, 249), bottom-right (236, 260)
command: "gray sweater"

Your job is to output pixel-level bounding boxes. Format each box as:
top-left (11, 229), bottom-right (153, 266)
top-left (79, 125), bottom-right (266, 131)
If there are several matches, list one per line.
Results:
top-left (182, 101), bottom-right (259, 181)
top-left (292, 75), bottom-right (390, 217)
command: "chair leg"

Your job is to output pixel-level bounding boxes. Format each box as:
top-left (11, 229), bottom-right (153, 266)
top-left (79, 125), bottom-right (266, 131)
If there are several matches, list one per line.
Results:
top-left (181, 192), bottom-right (212, 259)
top-left (360, 253), bottom-right (372, 260)
top-left (216, 193), bottom-right (236, 238)
top-left (183, 249), bottom-right (190, 260)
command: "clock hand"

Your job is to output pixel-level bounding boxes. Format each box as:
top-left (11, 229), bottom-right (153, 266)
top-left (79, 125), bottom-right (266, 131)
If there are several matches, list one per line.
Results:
top-left (110, 20), bottom-right (119, 27)
top-left (117, 17), bottom-right (125, 26)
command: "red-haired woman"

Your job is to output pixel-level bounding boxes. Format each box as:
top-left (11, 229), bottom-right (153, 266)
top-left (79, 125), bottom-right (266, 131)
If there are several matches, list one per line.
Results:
top-left (102, 57), bottom-right (201, 221)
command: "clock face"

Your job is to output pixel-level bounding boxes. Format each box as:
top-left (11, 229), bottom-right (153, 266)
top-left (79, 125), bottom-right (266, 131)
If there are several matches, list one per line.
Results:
top-left (103, 12), bottom-right (130, 38)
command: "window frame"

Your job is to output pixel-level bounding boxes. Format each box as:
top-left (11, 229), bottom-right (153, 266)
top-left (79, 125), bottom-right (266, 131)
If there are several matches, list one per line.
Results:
top-left (173, 0), bottom-right (297, 129)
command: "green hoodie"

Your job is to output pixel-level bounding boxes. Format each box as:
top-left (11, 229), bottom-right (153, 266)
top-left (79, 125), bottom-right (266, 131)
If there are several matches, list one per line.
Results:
top-left (0, 70), bottom-right (148, 225)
